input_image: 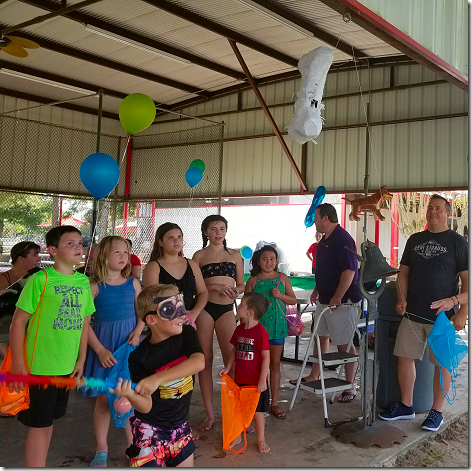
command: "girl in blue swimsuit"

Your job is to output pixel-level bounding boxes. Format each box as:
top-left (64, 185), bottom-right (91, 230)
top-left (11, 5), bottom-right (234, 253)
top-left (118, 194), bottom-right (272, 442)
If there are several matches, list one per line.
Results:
top-left (192, 215), bottom-right (245, 432)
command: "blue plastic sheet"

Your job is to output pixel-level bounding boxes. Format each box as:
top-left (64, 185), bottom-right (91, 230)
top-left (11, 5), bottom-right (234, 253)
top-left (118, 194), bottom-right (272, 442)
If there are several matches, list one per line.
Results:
top-left (105, 342), bottom-right (137, 427)
top-left (428, 311), bottom-right (468, 405)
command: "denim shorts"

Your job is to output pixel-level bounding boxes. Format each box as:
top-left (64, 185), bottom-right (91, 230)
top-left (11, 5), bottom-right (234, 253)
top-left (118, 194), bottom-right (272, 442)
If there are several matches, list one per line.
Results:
top-left (269, 338), bottom-right (285, 346)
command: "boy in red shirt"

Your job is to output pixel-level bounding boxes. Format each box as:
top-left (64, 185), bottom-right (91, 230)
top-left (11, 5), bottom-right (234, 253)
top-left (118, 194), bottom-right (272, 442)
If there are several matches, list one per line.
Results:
top-left (219, 292), bottom-right (270, 453)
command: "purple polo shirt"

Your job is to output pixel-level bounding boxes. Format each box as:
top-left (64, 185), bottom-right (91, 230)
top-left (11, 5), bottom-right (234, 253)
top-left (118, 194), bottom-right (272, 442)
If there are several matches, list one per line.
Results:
top-left (315, 225), bottom-right (362, 304)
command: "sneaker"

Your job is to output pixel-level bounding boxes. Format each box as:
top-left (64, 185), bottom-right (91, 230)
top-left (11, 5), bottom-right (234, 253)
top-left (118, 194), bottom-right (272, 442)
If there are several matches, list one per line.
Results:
top-left (421, 409), bottom-right (443, 432)
top-left (379, 402), bottom-right (415, 421)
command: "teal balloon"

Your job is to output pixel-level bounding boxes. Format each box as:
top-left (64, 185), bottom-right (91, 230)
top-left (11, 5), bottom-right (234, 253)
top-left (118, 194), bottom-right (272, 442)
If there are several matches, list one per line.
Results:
top-left (80, 153), bottom-right (120, 200)
top-left (119, 93), bottom-right (156, 135)
top-left (189, 159), bottom-right (205, 173)
top-left (185, 167), bottom-right (203, 188)
top-left (240, 246), bottom-right (253, 260)
top-left (305, 185), bottom-right (327, 228)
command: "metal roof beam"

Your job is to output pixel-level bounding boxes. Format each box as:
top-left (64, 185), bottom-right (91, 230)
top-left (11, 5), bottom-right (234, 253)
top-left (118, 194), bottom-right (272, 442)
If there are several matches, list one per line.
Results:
top-left (228, 39), bottom-right (307, 192)
top-left (238, 0), bottom-right (364, 58)
top-left (143, 0), bottom-right (299, 67)
top-left (0, 60), bottom-right (127, 100)
top-left (0, 26), bottom-right (210, 97)
top-left (18, 0), bottom-right (247, 81)
top-left (0, 86), bottom-right (118, 119)
top-left (319, 0), bottom-right (468, 91)
top-left (156, 54), bottom-right (413, 114)
top-left (0, 0), bottom-right (103, 35)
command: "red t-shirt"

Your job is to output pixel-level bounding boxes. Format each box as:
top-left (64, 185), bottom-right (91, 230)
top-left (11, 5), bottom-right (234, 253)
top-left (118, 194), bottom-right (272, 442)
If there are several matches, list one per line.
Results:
top-left (307, 243), bottom-right (318, 268)
top-left (230, 322), bottom-right (269, 385)
top-left (130, 254), bottom-right (142, 266)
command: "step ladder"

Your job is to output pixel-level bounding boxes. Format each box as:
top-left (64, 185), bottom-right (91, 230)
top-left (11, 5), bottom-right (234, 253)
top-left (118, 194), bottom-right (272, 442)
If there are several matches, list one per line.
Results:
top-left (288, 304), bottom-right (362, 427)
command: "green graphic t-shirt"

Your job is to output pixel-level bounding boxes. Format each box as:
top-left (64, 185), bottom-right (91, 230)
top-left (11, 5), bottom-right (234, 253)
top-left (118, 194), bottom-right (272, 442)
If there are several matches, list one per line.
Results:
top-left (16, 267), bottom-right (95, 375)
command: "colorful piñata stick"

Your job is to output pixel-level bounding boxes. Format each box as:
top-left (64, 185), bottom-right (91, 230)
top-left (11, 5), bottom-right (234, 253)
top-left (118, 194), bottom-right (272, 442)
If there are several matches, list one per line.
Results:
top-left (0, 373), bottom-right (136, 391)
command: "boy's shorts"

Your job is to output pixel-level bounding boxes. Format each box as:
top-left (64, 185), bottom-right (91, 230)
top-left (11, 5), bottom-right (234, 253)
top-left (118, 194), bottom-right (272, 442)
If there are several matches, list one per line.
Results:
top-left (18, 381), bottom-right (70, 428)
top-left (128, 415), bottom-right (195, 467)
top-left (314, 300), bottom-right (361, 345)
top-left (393, 317), bottom-right (437, 365)
top-left (237, 382), bottom-right (270, 413)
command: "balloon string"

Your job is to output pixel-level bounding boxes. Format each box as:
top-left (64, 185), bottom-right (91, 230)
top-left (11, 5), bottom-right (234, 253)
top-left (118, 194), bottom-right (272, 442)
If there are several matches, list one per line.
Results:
top-left (85, 135), bottom-right (130, 252)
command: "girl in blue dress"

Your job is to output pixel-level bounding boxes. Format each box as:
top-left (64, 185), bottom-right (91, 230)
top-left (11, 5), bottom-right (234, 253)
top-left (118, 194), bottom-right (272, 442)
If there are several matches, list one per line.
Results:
top-left (82, 236), bottom-right (143, 467)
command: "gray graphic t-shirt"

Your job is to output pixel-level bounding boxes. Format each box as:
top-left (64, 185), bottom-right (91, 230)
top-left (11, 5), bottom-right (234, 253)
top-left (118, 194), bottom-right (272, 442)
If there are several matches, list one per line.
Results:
top-left (400, 229), bottom-right (468, 323)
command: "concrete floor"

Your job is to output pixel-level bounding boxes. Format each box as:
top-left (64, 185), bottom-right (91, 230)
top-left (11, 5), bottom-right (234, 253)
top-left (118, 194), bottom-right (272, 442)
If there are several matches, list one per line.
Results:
top-left (0, 324), bottom-right (468, 468)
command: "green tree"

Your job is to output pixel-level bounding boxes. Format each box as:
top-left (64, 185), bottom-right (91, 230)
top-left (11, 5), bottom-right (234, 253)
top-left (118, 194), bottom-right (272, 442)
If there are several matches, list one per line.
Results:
top-left (0, 192), bottom-right (52, 252)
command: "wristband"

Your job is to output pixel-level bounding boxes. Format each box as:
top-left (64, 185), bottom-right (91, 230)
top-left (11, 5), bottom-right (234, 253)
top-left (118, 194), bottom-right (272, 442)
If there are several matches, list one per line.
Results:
top-left (450, 297), bottom-right (456, 306)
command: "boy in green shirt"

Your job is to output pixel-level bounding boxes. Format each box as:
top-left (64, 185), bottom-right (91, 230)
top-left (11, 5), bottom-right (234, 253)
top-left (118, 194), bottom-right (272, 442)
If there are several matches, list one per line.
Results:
top-left (9, 225), bottom-right (95, 467)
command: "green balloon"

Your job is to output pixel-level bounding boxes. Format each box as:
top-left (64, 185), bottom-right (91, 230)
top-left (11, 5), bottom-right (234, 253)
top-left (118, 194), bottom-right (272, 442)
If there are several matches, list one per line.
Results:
top-left (119, 93), bottom-right (156, 135)
top-left (189, 159), bottom-right (205, 173)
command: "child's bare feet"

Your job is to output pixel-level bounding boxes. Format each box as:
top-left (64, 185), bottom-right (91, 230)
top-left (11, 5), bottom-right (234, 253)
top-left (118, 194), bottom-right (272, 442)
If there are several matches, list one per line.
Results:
top-left (246, 425), bottom-right (255, 434)
top-left (230, 434), bottom-right (242, 448)
top-left (198, 417), bottom-right (214, 431)
top-left (258, 440), bottom-right (270, 453)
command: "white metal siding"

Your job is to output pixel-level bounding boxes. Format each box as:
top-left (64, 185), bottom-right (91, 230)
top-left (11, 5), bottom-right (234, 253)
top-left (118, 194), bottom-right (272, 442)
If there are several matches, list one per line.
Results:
top-left (150, 63), bottom-right (467, 195)
top-left (358, 0), bottom-right (468, 76)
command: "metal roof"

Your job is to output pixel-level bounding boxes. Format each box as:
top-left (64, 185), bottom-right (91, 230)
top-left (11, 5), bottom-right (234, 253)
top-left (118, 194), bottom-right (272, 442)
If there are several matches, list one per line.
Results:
top-left (0, 0), bottom-right (466, 120)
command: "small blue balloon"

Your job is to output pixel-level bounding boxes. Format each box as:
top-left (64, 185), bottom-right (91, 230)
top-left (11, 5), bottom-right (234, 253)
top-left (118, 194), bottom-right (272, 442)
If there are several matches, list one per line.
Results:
top-left (240, 246), bottom-right (253, 260)
top-left (185, 167), bottom-right (203, 188)
top-left (80, 152), bottom-right (120, 200)
top-left (305, 185), bottom-right (327, 228)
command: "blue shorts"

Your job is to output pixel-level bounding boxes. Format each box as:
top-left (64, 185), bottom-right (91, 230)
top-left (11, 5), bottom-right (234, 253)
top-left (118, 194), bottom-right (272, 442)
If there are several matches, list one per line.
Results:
top-left (269, 338), bottom-right (285, 346)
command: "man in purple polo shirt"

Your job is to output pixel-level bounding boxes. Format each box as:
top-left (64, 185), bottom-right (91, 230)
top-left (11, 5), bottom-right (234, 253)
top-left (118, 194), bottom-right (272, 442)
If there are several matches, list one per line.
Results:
top-left (289, 203), bottom-right (362, 402)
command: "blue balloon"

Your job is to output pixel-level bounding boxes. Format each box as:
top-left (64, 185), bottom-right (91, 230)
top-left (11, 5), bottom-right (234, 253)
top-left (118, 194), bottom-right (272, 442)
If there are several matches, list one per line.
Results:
top-left (304, 185), bottom-right (327, 228)
top-left (185, 167), bottom-right (203, 188)
top-left (240, 246), bottom-right (253, 260)
top-left (80, 152), bottom-right (120, 200)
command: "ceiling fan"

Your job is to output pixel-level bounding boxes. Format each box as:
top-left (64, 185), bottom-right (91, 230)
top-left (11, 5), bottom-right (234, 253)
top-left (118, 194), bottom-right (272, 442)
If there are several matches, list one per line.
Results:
top-left (0, 35), bottom-right (39, 57)
top-left (0, 0), bottom-right (103, 58)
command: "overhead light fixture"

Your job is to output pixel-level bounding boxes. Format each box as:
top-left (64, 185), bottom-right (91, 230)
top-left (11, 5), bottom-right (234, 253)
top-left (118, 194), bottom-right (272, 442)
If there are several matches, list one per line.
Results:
top-left (238, 0), bottom-right (313, 38)
top-left (85, 25), bottom-right (192, 65)
top-left (0, 68), bottom-right (94, 95)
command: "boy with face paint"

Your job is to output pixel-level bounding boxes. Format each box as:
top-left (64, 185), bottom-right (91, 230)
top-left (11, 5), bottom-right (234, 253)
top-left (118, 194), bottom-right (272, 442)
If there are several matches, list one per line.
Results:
top-left (111, 284), bottom-right (204, 467)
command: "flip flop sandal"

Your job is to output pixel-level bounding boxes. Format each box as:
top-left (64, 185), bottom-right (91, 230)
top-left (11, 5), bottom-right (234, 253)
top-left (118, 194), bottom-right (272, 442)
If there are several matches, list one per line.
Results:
top-left (337, 391), bottom-right (357, 403)
top-left (289, 377), bottom-right (307, 386)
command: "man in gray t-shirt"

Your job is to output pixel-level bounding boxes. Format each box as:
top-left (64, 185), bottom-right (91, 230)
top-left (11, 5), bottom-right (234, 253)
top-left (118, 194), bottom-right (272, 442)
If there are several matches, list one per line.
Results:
top-left (379, 195), bottom-right (468, 432)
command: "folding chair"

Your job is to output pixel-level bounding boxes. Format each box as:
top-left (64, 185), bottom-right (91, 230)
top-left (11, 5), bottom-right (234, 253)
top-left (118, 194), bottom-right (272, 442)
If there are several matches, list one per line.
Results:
top-left (288, 303), bottom-right (362, 427)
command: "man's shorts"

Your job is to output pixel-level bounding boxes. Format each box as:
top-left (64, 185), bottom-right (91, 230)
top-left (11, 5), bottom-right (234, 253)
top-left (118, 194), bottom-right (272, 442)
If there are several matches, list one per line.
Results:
top-left (237, 382), bottom-right (270, 413)
top-left (314, 300), bottom-right (361, 346)
top-left (128, 416), bottom-right (195, 467)
top-left (393, 317), bottom-right (437, 365)
top-left (17, 381), bottom-right (70, 428)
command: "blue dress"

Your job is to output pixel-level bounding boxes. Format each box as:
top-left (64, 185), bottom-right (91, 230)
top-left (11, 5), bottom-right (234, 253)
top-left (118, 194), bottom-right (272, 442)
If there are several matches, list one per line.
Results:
top-left (82, 277), bottom-right (137, 397)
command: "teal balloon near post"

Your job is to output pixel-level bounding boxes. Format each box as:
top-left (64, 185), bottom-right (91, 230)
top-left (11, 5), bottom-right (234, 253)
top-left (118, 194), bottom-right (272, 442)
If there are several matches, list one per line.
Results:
top-left (80, 152), bottom-right (120, 200)
top-left (185, 167), bottom-right (203, 188)
top-left (240, 246), bottom-right (253, 260)
top-left (189, 159), bottom-right (205, 173)
top-left (119, 93), bottom-right (156, 135)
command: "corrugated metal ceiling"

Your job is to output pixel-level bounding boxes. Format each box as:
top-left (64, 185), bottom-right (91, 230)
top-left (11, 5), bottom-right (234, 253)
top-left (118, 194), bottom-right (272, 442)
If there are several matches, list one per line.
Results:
top-left (0, 0), bottom-right (408, 116)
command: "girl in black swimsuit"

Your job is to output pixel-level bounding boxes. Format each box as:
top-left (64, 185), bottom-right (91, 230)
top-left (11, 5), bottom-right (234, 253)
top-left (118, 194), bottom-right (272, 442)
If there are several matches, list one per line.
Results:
top-left (192, 215), bottom-right (245, 432)
top-left (142, 223), bottom-right (208, 326)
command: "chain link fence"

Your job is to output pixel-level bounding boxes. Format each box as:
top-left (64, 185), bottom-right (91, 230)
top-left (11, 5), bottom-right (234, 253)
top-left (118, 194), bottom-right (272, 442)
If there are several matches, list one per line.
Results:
top-left (0, 117), bottom-right (223, 269)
